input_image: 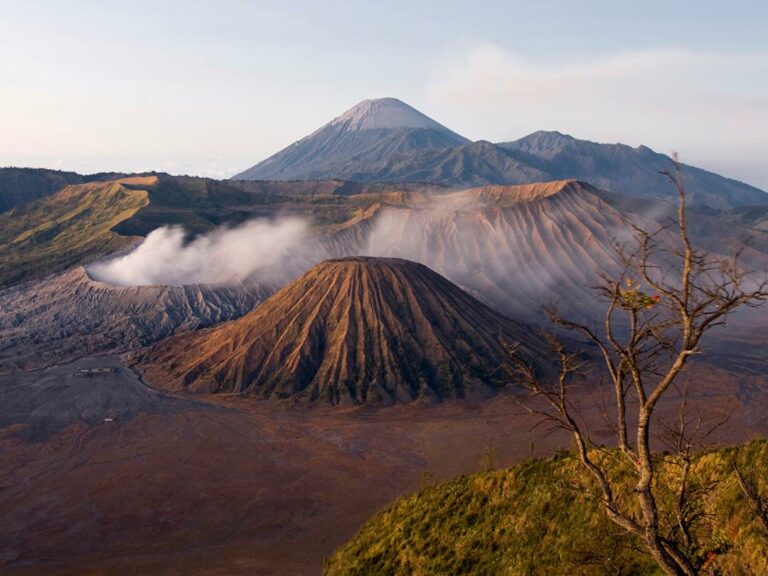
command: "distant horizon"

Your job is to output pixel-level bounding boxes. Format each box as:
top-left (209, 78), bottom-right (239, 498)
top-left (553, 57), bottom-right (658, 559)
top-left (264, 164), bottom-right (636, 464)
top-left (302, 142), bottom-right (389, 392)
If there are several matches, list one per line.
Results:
top-left (3, 115), bottom-right (766, 193)
top-left (2, 1), bottom-right (767, 187)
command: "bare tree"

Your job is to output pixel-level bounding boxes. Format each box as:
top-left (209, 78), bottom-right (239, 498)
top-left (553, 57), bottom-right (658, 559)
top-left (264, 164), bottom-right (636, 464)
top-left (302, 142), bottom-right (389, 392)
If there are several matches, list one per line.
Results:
top-left (733, 461), bottom-right (768, 545)
top-left (508, 156), bottom-right (768, 575)
top-left (656, 382), bottom-right (732, 562)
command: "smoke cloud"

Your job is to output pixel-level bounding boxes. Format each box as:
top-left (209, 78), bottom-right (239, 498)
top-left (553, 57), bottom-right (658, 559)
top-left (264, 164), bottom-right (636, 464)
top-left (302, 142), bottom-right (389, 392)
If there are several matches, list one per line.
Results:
top-left (88, 217), bottom-right (309, 286)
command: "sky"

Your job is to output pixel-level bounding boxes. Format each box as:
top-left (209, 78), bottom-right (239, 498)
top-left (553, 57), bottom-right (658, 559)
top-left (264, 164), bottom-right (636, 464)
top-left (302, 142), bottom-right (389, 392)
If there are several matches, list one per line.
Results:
top-left (1, 0), bottom-right (767, 187)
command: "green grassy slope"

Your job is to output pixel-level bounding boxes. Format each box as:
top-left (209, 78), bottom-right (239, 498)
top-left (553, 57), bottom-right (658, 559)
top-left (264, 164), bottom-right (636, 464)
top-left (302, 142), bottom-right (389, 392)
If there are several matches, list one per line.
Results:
top-left (0, 174), bottom-right (367, 287)
top-left (325, 441), bottom-right (768, 575)
top-left (114, 175), bottom-right (409, 236)
top-left (0, 178), bottom-right (150, 286)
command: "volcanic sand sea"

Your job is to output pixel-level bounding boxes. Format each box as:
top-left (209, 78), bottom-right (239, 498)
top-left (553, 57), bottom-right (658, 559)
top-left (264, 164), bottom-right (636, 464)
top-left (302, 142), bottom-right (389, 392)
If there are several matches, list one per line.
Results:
top-left (1, 353), bottom-right (767, 575)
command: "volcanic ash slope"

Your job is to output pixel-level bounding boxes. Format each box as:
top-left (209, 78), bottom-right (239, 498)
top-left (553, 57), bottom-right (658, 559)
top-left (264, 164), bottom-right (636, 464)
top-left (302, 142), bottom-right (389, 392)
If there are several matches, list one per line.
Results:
top-left (0, 266), bottom-right (274, 370)
top-left (138, 257), bottom-right (547, 405)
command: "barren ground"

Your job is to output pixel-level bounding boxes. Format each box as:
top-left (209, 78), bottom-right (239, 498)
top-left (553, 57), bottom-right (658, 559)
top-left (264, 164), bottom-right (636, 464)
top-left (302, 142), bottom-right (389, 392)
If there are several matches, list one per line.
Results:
top-left (1, 355), bottom-right (767, 575)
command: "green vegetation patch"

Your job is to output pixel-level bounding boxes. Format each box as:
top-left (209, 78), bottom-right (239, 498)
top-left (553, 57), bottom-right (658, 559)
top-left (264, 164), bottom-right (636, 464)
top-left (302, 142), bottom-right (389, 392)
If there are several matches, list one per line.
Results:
top-left (0, 181), bottom-right (149, 286)
top-left (0, 174), bottom-right (388, 287)
top-left (325, 441), bottom-right (768, 575)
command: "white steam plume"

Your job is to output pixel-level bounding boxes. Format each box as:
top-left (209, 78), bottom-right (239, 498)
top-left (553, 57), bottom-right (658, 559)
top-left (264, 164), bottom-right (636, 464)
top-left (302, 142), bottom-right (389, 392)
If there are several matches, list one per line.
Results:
top-left (88, 217), bottom-right (309, 286)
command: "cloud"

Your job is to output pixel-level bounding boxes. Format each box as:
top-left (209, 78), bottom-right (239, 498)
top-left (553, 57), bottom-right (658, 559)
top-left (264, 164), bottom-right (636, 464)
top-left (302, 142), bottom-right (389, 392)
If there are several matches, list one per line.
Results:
top-left (88, 217), bottom-right (309, 286)
top-left (427, 46), bottom-right (768, 187)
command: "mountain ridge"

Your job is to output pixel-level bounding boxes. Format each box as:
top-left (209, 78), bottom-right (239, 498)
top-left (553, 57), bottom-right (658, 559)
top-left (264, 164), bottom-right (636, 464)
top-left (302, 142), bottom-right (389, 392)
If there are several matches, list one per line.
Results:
top-left (232, 98), bottom-right (768, 209)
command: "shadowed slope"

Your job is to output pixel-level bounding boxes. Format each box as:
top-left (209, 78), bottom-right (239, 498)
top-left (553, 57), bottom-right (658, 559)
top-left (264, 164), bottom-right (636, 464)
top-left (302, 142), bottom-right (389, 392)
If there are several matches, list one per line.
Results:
top-left (364, 140), bottom-right (549, 187)
top-left (138, 257), bottom-right (544, 404)
top-left (0, 167), bottom-right (85, 212)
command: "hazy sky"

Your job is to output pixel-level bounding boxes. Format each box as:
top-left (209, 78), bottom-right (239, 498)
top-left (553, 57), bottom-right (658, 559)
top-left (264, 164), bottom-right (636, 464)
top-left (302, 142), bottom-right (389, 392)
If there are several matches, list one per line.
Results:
top-left (2, 0), bottom-right (767, 187)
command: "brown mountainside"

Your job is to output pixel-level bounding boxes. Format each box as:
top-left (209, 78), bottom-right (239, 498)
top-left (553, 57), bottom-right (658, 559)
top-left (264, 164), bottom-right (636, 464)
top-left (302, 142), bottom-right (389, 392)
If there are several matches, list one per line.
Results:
top-left (323, 180), bottom-right (627, 324)
top-left (138, 257), bottom-right (545, 405)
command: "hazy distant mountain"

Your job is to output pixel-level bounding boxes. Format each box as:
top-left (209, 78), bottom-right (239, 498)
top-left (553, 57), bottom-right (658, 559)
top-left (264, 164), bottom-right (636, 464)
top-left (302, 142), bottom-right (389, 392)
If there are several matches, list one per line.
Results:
top-left (233, 98), bottom-right (767, 209)
top-left (324, 180), bottom-right (631, 323)
top-left (232, 98), bottom-right (469, 181)
top-left (365, 140), bottom-right (549, 188)
top-left (349, 133), bottom-right (768, 208)
top-left (499, 131), bottom-right (768, 209)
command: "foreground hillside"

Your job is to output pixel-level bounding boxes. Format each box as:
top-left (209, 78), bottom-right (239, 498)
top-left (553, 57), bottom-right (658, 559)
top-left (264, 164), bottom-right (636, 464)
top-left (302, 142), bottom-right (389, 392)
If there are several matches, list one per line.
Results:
top-left (325, 441), bottom-right (768, 575)
top-left (5, 356), bottom-right (763, 576)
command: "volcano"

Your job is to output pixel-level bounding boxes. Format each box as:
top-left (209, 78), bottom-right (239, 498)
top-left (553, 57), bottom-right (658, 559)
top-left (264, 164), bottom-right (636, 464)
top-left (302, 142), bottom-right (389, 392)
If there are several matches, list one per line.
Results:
top-left (137, 257), bottom-right (545, 405)
top-left (232, 98), bottom-right (469, 181)
top-left (0, 266), bottom-right (274, 371)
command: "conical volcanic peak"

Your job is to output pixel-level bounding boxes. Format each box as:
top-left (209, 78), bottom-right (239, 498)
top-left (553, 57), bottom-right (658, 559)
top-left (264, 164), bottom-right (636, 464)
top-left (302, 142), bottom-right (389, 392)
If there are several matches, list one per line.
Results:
top-left (232, 98), bottom-right (468, 181)
top-left (138, 257), bottom-right (545, 406)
